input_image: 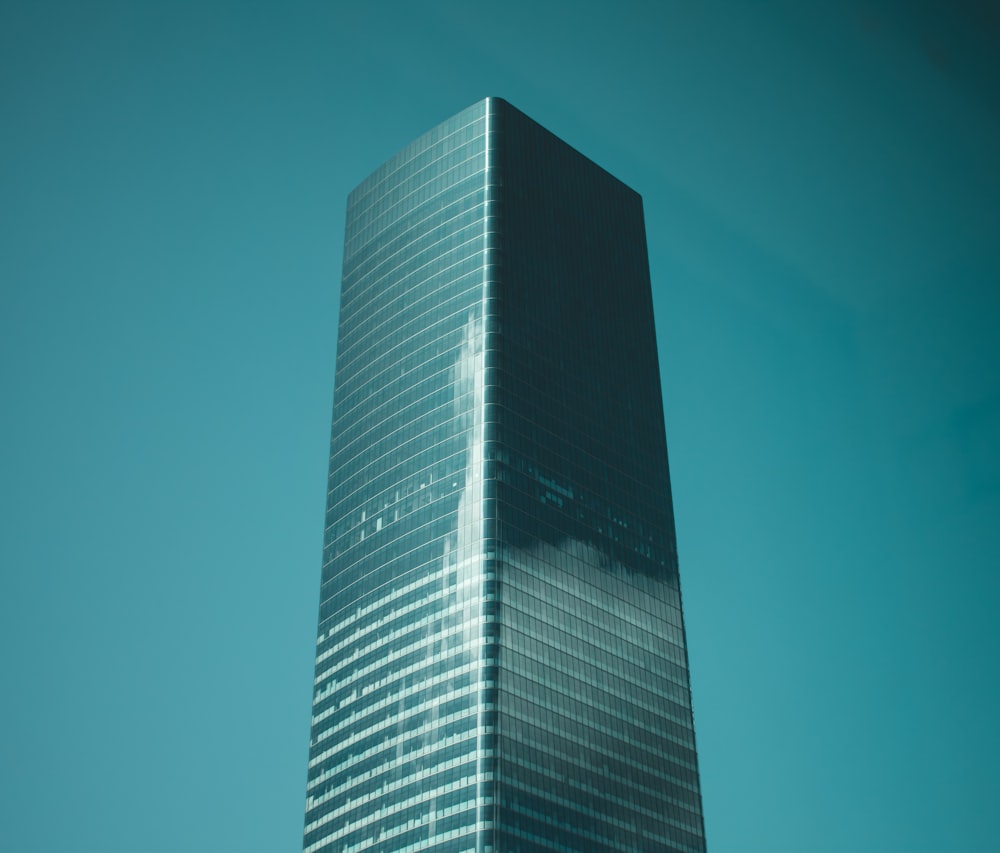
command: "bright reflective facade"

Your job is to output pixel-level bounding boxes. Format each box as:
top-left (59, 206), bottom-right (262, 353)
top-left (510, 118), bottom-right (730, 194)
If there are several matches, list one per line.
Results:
top-left (305, 98), bottom-right (706, 852)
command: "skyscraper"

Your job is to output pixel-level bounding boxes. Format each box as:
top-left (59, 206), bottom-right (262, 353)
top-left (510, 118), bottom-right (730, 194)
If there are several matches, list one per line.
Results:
top-left (304, 98), bottom-right (705, 852)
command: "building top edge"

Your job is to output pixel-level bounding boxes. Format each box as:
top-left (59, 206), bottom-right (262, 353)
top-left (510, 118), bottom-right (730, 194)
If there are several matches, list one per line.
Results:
top-left (346, 97), bottom-right (640, 206)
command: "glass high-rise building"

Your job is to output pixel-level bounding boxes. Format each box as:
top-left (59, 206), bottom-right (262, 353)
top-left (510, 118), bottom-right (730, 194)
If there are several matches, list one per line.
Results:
top-left (304, 98), bottom-right (705, 852)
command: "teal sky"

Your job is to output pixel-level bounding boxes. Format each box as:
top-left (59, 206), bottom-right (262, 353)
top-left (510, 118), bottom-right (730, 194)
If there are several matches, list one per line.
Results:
top-left (2, 2), bottom-right (998, 851)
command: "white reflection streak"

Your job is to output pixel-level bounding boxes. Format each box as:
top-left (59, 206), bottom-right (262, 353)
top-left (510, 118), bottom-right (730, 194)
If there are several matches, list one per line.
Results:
top-left (452, 310), bottom-right (484, 647)
top-left (426, 309), bottom-right (483, 839)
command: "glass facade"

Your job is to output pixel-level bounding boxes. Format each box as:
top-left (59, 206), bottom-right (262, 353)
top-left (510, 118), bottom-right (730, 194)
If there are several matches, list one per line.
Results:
top-left (305, 98), bottom-right (705, 852)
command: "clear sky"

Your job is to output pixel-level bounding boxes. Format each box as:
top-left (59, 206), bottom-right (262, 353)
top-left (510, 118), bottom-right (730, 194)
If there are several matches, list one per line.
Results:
top-left (2, 2), bottom-right (998, 851)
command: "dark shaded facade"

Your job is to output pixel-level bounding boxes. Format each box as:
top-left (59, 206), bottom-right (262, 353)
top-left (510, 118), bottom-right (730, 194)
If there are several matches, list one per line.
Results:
top-left (304, 98), bottom-right (705, 852)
